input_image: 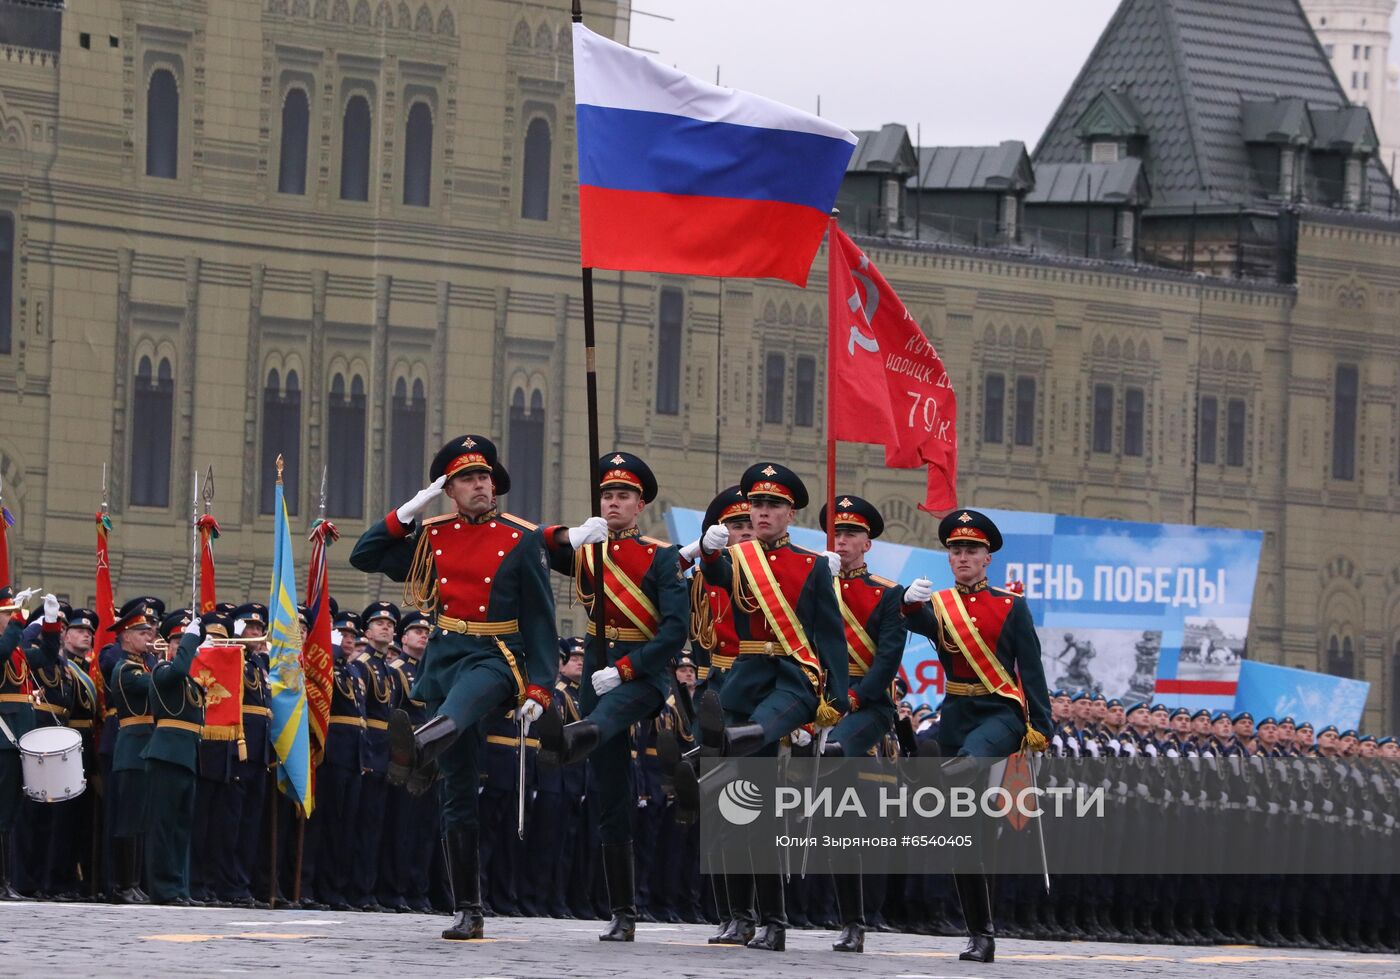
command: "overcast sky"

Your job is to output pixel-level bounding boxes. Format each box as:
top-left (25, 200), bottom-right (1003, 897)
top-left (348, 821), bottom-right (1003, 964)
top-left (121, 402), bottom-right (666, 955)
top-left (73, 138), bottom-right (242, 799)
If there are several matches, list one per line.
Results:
top-left (627, 1), bottom-right (1400, 150)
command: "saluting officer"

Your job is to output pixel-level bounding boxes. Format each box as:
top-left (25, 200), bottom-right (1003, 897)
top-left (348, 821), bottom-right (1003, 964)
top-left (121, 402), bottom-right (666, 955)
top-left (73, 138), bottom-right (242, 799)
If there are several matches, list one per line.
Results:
top-left (679, 486), bottom-right (754, 699)
top-left (679, 462), bottom-right (849, 952)
top-left (533, 451), bottom-right (689, 942)
top-left (351, 434), bottom-right (558, 942)
top-left (902, 509), bottom-right (1052, 964)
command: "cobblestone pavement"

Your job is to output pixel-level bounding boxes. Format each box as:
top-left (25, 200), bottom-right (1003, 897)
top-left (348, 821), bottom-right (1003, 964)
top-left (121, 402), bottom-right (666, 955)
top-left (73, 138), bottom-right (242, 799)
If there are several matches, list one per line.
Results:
top-left (3, 902), bottom-right (1396, 978)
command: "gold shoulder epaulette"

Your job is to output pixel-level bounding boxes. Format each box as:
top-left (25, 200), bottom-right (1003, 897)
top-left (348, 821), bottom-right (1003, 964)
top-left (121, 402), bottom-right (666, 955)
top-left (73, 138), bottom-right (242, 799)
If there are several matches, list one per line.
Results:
top-left (870, 574), bottom-right (898, 589)
top-left (388, 659), bottom-right (404, 670)
top-left (500, 512), bottom-right (539, 531)
top-left (640, 535), bottom-right (673, 549)
top-left (422, 513), bottom-right (455, 527)
top-left (990, 586), bottom-right (1020, 597)
top-left (354, 651), bottom-right (370, 664)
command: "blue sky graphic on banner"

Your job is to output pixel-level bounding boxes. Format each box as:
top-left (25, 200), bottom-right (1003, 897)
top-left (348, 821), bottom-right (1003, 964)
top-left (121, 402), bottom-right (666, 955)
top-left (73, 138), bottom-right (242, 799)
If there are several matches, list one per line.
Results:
top-left (665, 507), bottom-right (1262, 712)
top-left (1233, 660), bottom-right (1369, 731)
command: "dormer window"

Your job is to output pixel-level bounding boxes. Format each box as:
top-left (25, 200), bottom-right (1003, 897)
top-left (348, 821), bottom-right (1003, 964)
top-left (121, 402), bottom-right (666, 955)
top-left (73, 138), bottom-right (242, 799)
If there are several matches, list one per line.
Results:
top-left (1091, 141), bottom-right (1120, 163)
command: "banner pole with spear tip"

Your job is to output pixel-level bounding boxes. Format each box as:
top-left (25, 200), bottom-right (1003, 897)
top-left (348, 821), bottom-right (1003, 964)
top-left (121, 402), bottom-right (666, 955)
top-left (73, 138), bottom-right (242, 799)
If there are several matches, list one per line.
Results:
top-left (191, 470), bottom-right (200, 618)
top-left (291, 464), bottom-right (328, 904)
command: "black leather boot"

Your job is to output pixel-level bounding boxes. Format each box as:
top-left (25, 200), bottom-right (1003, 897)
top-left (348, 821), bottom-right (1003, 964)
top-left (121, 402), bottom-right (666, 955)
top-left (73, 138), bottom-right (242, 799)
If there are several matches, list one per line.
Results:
top-left (599, 843), bottom-right (637, 942)
top-left (554, 720), bottom-right (601, 767)
top-left (747, 873), bottom-right (786, 951)
top-left (832, 873), bottom-right (866, 952)
top-left (390, 710), bottom-right (458, 794)
top-left (723, 723), bottom-right (769, 758)
top-left (954, 873), bottom-right (995, 963)
top-left (442, 827), bottom-right (485, 940)
top-left (0, 833), bottom-right (23, 900)
top-left (709, 873), bottom-right (756, 945)
top-left (698, 690), bottom-right (725, 756)
top-left (110, 839), bottom-right (147, 905)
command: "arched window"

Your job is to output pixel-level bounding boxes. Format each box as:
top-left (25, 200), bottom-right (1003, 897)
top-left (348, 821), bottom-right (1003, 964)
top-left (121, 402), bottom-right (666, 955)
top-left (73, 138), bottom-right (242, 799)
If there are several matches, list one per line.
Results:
top-left (508, 388), bottom-right (545, 521)
top-left (1014, 376), bottom-right (1036, 446)
top-left (794, 355), bottom-right (816, 428)
top-left (403, 102), bottom-right (433, 206)
top-left (130, 355), bottom-right (174, 506)
top-left (1327, 634), bottom-right (1355, 678)
top-left (1197, 395), bottom-right (1218, 464)
top-left (1123, 386), bottom-right (1145, 457)
top-left (326, 374), bottom-right (366, 518)
top-left (278, 88), bottom-right (310, 195)
top-left (390, 376), bottom-right (426, 506)
top-left (261, 368), bottom-right (302, 515)
top-left (146, 68), bottom-right (179, 178)
top-left (340, 94), bottom-right (372, 202)
top-left (521, 117), bottom-right (551, 220)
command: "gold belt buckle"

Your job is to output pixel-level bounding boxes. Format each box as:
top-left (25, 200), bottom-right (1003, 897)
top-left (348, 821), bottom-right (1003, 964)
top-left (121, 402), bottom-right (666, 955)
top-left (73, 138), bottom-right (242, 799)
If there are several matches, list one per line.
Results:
top-left (764, 641), bottom-right (776, 654)
top-left (605, 624), bottom-right (620, 640)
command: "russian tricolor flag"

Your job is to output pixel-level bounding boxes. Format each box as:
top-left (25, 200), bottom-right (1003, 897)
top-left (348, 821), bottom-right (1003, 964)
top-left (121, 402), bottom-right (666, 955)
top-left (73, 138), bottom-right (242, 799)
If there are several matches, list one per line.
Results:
top-left (573, 24), bottom-right (857, 287)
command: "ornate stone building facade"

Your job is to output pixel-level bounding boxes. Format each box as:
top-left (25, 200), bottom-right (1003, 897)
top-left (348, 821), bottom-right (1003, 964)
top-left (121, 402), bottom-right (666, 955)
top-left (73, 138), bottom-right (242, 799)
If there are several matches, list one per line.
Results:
top-left (1, 0), bottom-right (1398, 729)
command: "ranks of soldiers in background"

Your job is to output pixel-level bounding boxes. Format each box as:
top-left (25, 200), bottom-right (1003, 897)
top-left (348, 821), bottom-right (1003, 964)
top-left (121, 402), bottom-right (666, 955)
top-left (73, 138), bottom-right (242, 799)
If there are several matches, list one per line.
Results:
top-left (534, 450), bottom-right (688, 943)
top-left (227, 602), bottom-right (272, 908)
top-left (352, 600), bottom-right (401, 912)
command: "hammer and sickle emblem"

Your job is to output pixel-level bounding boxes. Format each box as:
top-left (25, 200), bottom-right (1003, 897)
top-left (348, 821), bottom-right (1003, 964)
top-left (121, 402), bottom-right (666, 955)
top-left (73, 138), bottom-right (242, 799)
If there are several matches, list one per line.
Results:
top-left (846, 266), bottom-right (880, 357)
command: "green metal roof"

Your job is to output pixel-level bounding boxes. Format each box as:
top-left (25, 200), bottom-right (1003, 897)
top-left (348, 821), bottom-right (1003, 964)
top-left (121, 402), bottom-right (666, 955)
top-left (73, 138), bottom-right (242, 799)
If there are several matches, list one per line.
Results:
top-left (910, 141), bottom-right (1034, 192)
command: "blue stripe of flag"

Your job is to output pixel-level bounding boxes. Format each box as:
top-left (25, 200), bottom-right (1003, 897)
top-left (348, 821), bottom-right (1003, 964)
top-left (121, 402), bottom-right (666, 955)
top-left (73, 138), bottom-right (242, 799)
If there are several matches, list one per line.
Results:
top-left (577, 104), bottom-right (853, 211)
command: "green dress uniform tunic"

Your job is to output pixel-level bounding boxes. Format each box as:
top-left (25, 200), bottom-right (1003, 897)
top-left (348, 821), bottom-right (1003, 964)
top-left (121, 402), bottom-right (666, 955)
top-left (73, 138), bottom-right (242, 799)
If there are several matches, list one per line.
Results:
top-left (350, 506), bottom-right (558, 831)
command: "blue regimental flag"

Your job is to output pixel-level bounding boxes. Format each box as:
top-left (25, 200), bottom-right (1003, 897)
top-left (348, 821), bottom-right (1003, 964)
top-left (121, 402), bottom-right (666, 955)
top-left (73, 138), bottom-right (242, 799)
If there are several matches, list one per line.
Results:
top-left (267, 476), bottom-right (311, 814)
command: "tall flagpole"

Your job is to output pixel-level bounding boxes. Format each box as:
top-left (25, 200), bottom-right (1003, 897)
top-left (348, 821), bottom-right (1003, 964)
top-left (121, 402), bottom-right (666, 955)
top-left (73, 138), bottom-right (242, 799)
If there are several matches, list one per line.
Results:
top-left (825, 212), bottom-right (839, 552)
top-left (190, 469), bottom-right (200, 617)
top-left (574, 0), bottom-right (607, 651)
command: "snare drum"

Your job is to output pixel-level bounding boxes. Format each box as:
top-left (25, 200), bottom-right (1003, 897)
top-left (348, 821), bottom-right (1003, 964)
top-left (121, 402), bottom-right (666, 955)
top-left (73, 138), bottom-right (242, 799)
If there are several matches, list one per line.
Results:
top-left (18, 726), bottom-right (87, 802)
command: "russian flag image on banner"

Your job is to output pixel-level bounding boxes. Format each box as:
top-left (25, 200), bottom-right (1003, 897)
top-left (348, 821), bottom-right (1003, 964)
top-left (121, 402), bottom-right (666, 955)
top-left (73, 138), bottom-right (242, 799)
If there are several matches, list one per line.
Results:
top-left (573, 23), bottom-right (857, 286)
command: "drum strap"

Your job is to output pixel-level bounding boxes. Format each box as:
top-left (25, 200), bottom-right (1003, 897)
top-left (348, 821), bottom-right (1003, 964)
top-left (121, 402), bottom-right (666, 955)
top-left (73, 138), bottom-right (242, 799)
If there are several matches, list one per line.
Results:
top-left (0, 713), bottom-right (16, 748)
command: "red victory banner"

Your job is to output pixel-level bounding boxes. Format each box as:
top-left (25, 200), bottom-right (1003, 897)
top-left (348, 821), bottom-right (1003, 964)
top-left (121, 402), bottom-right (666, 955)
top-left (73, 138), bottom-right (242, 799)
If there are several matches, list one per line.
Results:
top-left (827, 221), bottom-right (958, 513)
top-left (91, 510), bottom-right (117, 728)
top-left (192, 642), bottom-right (246, 756)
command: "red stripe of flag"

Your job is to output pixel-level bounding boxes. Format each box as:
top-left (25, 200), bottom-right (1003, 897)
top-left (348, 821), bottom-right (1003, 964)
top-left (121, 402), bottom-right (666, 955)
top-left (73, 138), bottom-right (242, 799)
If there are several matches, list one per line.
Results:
top-left (1154, 679), bottom-right (1238, 696)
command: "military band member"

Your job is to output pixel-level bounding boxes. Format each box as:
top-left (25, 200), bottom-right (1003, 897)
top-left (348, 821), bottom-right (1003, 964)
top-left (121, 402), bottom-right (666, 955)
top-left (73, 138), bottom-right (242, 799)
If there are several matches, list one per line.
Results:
top-left (681, 461), bottom-right (848, 952)
top-left (351, 434), bottom-right (558, 942)
top-left (104, 596), bottom-right (166, 904)
top-left (385, 610), bottom-right (439, 913)
top-left (142, 609), bottom-right (208, 905)
top-left (531, 451), bottom-right (688, 942)
top-left (902, 509), bottom-right (1052, 964)
top-left (0, 588), bottom-right (61, 900)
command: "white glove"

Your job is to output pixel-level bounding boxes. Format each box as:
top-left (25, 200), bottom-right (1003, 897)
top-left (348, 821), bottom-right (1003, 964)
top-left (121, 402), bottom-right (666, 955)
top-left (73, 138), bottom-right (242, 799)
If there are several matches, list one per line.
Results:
top-left (567, 516), bottom-right (609, 550)
top-left (395, 474), bottom-right (448, 525)
top-left (42, 594), bottom-right (60, 623)
top-left (591, 665), bottom-right (622, 696)
top-left (903, 577), bottom-right (933, 604)
top-left (701, 523), bottom-right (730, 554)
top-left (234, 618), bottom-right (246, 637)
top-left (822, 551), bottom-right (841, 576)
top-left (13, 587), bottom-right (39, 607)
top-left (790, 727), bottom-right (813, 748)
top-left (518, 699), bottom-right (545, 728)
top-left (331, 630), bottom-right (343, 649)
top-left (679, 539), bottom-right (702, 563)
top-left (186, 616), bottom-right (201, 637)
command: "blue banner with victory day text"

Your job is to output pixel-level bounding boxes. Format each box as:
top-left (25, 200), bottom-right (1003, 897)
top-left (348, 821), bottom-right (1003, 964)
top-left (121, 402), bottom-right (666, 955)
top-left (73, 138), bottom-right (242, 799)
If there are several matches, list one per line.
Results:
top-left (665, 507), bottom-right (1262, 713)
